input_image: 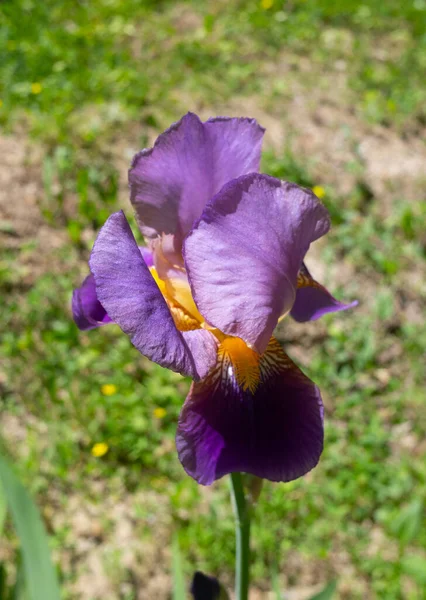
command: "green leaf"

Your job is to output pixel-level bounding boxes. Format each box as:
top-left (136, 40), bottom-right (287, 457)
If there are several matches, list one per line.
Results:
top-left (0, 454), bottom-right (61, 600)
top-left (401, 554), bottom-right (426, 585)
top-left (12, 556), bottom-right (27, 600)
top-left (308, 580), bottom-right (337, 600)
top-left (172, 535), bottom-right (186, 600)
top-left (0, 480), bottom-right (7, 537)
top-left (390, 499), bottom-right (423, 546)
top-left (204, 14), bottom-right (215, 33)
top-left (271, 564), bottom-right (282, 600)
top-left (0, 562), bottom-right (9, 600)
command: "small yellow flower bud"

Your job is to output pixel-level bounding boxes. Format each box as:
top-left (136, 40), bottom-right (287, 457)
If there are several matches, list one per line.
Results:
top-left (153, 407), bottom-right (167, 419)
top-left (101, 384), bottom-right (117, 396)
top-left (31, 82), bottom-right (42, 95)
top-left (91, 442), bottom-right (109, 457)
top-left (312, 185), bottom-right (326, 199)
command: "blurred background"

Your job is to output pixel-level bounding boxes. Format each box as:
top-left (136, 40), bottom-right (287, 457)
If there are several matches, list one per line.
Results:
top-left (0, 1), bottom-right (425, 598)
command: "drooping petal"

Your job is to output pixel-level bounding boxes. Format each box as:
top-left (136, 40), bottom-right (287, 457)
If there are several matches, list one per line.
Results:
top-left (176, 337), bottom-right (324, 485)
top-left (184, 174), bottom-right (330, 354)
top-left (291, 263), bottom-right (358, 322)
top-left (72, 274), bottom-right (112, 330)
top-left (72, 247), bottom-right (154, 330)
top-left (129, 113), bottom-right (265, 250)
top-left (89, 211), bottom-right (215, 379)
top-left (182, 329), bottom-right (218, 380)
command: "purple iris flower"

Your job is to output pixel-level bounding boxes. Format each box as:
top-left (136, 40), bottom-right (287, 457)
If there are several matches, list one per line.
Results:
top-left (72, 113), bottom-right (356, 486)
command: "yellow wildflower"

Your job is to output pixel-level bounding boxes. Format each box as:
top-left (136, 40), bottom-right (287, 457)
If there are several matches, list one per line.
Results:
top-left (101, 383), bottom-right (117, 396)
top-left (91, 442), bottom-right (109, 457)
top-left (0, 100), bottom-right (3, 108)
top-left (31, 82), bottom-right (42, 95)
top-left (153, 407), bottom-right (167, 419)
top-left (312, 185), bottom-right (326, 199)
top-left (261, 0), bottom-right (274, 8)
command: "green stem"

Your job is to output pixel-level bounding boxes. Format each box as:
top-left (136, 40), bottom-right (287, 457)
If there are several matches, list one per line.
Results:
top-left (230, 473), bottom-right (251, 600)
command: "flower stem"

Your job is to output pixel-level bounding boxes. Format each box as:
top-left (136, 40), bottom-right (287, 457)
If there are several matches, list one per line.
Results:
top-left (230, 472), bottom-right (251, 600)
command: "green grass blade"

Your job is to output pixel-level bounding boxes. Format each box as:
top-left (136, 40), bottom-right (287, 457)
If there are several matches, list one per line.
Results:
top-left (12, 556), bottom-right (27, 600)
top-left (308, 580), bottom-right (337, 600)
top-left (0, 562), bottom-right (9, 600)
top-left (271, 565), bottom-right (282, 600)
top-left (172, 535), bottom-right (186, 600)
top-left (0, 480), bottom-right (7, 537)
top-left (0, 454), bottom-right (61, 600)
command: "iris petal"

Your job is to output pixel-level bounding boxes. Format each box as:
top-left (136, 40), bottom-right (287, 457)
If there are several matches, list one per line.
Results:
top-left (184, 174), bottom-right (330, 354)
top-left (72, 247), bottom-right (153, 330)
top-left (176, 337), bottom-right (324, 485)
top-left (291, 262), bottom-right (358, 322)
top-left (72, 274), bottom-right (112, 330)
top-left (129, 113), bottom-right (265, 252)
top-left (182, 329), bottom-right (218, 380)
top-left (89, 211), bottom-right (215, 379)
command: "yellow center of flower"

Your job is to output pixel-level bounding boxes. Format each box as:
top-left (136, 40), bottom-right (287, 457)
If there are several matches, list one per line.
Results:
top-left (150, 263), bottom-right (262, 391)
top-left (218, 336), bottom-right (261, 393)
top-left (150, 266), bottom-right (203, 330)
top-left (165, 277), bottom-right (204, 323)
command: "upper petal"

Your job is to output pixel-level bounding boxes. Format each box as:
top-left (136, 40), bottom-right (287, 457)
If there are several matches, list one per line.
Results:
top-left (176, 337), bottom-right (324, 485)
top-left (184, 173), bottom-right (330, 354)
top-left (291, 262), bottom-right (358, 322)
top-left (128, 113), bottom-right (265, 249)
top-left (89, 211), bottom-right (213, 379)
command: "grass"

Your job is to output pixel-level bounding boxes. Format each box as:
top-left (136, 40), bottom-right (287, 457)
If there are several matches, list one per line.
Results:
top-left (1, 1), bottom-right (426, 598)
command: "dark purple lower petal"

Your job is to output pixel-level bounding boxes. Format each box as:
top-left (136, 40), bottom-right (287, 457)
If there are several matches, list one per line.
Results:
top-left (72, 274), bottom-right (112, 330)
top-left (176, 337), bottom-right (323, 485)
top-left (291, 263), bottom-right (358, 322)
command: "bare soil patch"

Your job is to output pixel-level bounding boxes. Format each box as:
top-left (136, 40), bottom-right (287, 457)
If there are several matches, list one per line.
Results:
top-left (0, 135), bottom-right (71, 286)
